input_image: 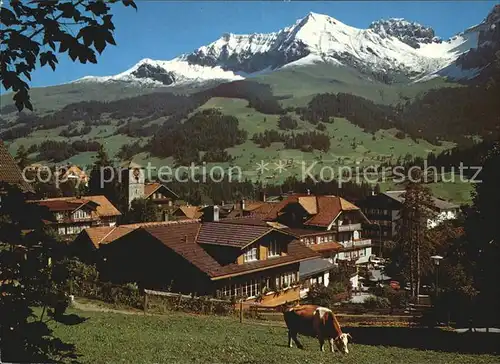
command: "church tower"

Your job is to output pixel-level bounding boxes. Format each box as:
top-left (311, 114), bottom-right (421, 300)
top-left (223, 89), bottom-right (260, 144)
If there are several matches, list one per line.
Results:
top-left (121, 161), bottom-right (145, 209)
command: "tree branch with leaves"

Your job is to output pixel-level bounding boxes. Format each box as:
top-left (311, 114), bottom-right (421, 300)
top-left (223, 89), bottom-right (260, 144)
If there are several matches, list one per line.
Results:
top-left (1, 0), bottom-right (137, 111)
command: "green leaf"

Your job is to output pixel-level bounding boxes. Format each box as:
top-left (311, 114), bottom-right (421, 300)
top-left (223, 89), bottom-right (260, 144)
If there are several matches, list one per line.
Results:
top-left (56, 2), bottom-right (76, 19)
top-left (122, 0), bottom-right (137, 10)
top-left (86, 1), bottom-right (109, 16)
top-left (0, 8), bottom-right (18, 26)
top-left (94, 38), bottom-right (106, 54)
top-left (103, 30), bottom-right (116, 46)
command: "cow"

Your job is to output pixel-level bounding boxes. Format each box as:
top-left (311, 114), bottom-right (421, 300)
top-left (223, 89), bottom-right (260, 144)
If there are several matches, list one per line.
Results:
top-left (283, 304), bottom-right (352, 354)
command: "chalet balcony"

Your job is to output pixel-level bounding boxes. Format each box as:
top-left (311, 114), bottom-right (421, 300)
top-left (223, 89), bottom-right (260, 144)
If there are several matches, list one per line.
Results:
top-left (341, 239), bottom-right (372, 249)
top-left (337, 223), bottom-right (362, 232)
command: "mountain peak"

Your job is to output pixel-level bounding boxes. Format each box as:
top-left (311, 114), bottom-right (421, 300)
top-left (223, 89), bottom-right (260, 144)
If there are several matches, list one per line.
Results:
top-left (369, 18), bottom-right (440, 48)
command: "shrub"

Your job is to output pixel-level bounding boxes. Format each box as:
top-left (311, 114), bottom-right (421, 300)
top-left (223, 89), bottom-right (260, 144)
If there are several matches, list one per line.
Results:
top-left (363, 296), bottom-right (391, 309)
top-left (304, 283), bottom-right (346, 308)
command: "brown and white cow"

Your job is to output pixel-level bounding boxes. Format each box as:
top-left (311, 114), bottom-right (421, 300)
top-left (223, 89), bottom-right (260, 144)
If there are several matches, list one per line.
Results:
top-left (283, 304), bottom-right (352, 354)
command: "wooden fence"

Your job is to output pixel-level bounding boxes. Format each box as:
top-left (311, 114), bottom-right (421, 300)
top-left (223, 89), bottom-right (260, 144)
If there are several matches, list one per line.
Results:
top-left (143, 289), bottom-right (235, 316)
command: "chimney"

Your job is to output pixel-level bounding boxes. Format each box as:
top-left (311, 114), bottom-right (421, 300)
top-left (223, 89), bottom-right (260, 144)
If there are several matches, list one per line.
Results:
top-left (240, 199), bottom-right (246, 211)
top-left (213, 205), bottom-right (219, 222)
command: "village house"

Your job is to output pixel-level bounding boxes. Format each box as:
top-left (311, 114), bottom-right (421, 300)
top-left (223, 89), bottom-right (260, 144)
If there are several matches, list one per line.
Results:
top-left (261, 193), bottom-right (373, 264)
top-left (29, 195), bottom-right (121, 239)
top-left (57, 165), bottom-right (89, 186)
top-left (358, 190), bottom-right (460, 254)
top-left (171, 205), bottom-right (203, 220)
top-left (72, 210), bottom-right (320, 305)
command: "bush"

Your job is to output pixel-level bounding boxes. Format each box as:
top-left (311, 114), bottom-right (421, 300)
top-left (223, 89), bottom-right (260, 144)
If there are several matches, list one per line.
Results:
top-left (363, 296), bottom-right (391, 309)
top-left (371, 285), bottom-right (407, 309)
top-left (316, 123), bottom-right (327, 131)
top-left (304, 283), bottom-right (347, 308)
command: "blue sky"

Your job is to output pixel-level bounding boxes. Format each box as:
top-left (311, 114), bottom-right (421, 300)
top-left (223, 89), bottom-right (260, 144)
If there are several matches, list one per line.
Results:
top-left (23, 1), bottom-right (500, 87)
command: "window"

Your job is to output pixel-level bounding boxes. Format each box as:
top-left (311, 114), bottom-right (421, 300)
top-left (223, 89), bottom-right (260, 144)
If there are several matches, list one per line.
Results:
top-left (268, 240), bottom-right (280, 257)
top-left (238, 280), bottom-right (260, 298)
top-left (319, 236), bottom-right (324, 244)
top-left (58, 226), bottom-right (66, 235)
top-left (243, 246), bottom-right (258, 262)
top-left (73, 209), bottom-right (88, 220)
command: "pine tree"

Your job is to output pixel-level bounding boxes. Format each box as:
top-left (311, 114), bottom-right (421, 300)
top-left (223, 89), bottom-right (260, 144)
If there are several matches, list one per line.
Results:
top-left (15, 145), bottom-right (29, 170)
top-left (389, 180), bottom-right (437, 299)
top-left (465, 141), bottom-right (500, 328)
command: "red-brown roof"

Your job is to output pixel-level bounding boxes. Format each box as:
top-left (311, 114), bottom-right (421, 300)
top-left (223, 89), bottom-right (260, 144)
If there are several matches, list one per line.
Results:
top-left (0, 140), bottom-right (34, 193)
top-left (174, 205), bottom-right (203, 219)
top-left (197, 222), bottom-right (274, 248)
top-left (107, 219), bottom-right (319, 280)
top-left (309, 241), bottom-right (343, 253)
top-left (144, 182), bottom-right (179, 199)
top-left (263, 194), bottom-right (364, 228)
top-left (82, 220), bottom-right (201, 248)
top-left (36, 199), bottom-right (88, 212)
top-left (220, 216), bottom-right (271, 227)
top-left (32, 195), bottom-right (121, 217)
top-left (142, 221), bottom-right (222, 276)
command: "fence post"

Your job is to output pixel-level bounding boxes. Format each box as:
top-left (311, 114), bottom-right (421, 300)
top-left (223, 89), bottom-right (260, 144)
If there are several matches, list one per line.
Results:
top-left (239, 300), bottom-right (243, 323)
top-left (143, 292), bottom-right (148, 315)
top-left (177, 293), bottom-right (183, 310)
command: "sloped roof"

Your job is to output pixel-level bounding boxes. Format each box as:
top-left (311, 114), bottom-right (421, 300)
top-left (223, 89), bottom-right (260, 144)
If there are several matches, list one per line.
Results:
top-left (0, 140), bottom-right (34, 193)
top-left (308, 241), bottom-right (343, 253)
top-left (36, 199), bottom-right (93, 212)
top-left (144, 182), bottom-right (179, 199)
top-left (142, 221), bottom-right (221, 276)
top-left (225, 200), bottom-right (273, 219)
top-left (102, 219), bottom-right (319, 280)
top-left (84, 226), bottom-right (135, 248)
top-left (81, 220), bottom-right (201, 249)
top-left (263, 194), bottom-right (364, 228)
top-left (299, 258), bottom-right (335, 279)
top-left (174, 205), bottom-right (203, 219)
top-left (33, 195), bottom-right (121, 217)
top-left (197, 222), bottom-right (274, 248)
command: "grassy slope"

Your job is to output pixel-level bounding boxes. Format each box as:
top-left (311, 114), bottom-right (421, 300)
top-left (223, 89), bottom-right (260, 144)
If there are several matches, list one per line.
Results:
top-left (255, 63), bottom-right (459, 106)
top-left (1, 63), bottom-right (472, 203)
top-left (47, 308), bottom-right (498, 364)
top-left (198, 97), bottom-right (473, 203)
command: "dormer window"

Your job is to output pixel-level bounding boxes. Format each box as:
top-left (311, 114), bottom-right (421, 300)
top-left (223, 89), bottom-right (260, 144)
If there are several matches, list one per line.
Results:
top-left (243, 246), bottom-right (258, 262)
top-left (268, 240), bottom-right (281, 258)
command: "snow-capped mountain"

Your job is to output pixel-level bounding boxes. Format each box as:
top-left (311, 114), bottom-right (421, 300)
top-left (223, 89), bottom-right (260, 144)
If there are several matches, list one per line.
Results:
top-left (76, 6), bottom-right (500, 87)
top-left (368, 18), bottom-right (441, 48)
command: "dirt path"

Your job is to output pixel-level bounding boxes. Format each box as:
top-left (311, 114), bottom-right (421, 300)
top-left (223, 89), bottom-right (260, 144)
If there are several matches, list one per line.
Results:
top-left (71, 299), bottom-right (146, 316)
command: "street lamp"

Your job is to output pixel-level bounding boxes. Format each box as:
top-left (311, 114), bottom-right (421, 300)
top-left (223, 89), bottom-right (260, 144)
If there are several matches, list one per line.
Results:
top-left (431, 255), bottom-right (443, 296)
top-left (431, 255), bottom-right (443, 324)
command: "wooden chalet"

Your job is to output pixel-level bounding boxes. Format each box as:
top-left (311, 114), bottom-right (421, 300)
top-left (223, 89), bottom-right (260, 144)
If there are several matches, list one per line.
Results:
top-left (74, 214), bottom-right (319, 303)
top-left (29, 195), bottom-right (121, 238)
top-left (262, 194), bottom-right (373, 264)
